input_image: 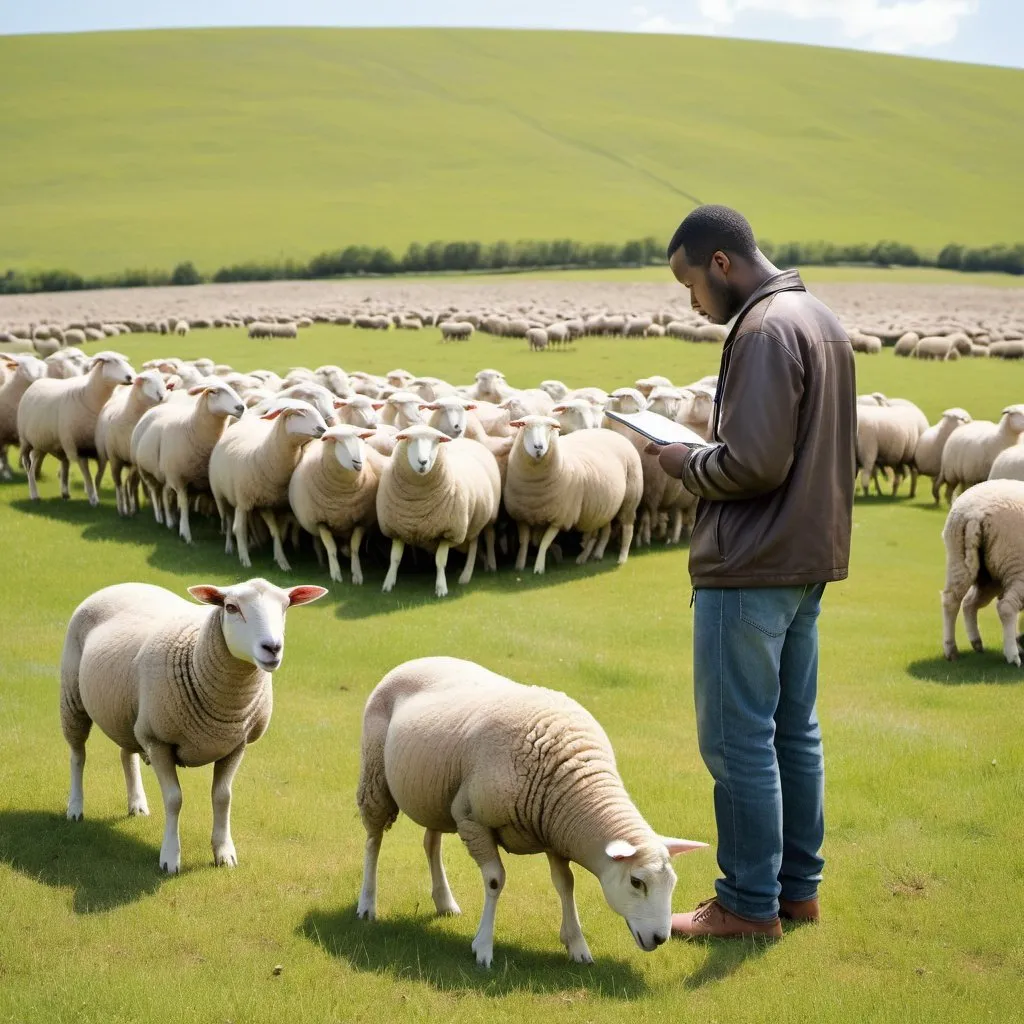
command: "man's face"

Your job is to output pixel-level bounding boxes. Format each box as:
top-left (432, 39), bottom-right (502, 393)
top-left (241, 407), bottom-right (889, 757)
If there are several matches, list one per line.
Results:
top-left (669, 248), bottom-right (741, 325)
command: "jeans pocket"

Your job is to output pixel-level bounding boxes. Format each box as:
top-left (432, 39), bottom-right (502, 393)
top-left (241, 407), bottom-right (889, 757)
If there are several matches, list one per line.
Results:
top-left (738, 587), bottom-right (796, 637)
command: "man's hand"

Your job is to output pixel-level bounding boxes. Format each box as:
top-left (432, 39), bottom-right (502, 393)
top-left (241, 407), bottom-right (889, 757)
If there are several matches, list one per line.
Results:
top-left (644, 441), bottom-right (694, 479)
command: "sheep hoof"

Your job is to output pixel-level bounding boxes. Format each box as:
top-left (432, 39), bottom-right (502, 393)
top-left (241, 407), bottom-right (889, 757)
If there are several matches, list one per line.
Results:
top-left (213, 843), bottom-right (238, 868)
top-left (66, 807), bottom-right (83, 822)
top-left (944, 646), bottom-right (960, 662)
top-left (567, 943), bottom-right (594, 964)
top-left (127, 802), bottom-right (149, 817)
top-left (971, 639), bottom-right (984, 653)
top-left (472, 938), bottom-right (494, 968)
top-left (355, 900), bottom-right (376, 921)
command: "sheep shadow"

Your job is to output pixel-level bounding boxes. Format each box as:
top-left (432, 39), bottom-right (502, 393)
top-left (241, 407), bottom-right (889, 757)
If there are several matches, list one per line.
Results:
top-left (907, 652), bottom-right (1023, 685)
top-left (0, 809), bottom-right (171, 913)
top-left (297, 902), bottom-right (647, 998)
top-left (679, 933), bottom-right (774, 989)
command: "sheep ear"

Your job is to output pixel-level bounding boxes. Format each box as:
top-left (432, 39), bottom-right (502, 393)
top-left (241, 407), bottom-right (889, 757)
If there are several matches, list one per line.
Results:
top-left (394, 432), bottom-right (410, 442)
top-left (371, 401), bottom-right (386, 410)
top-left (605, 840), bottom-right (637, 862)
top-left (551, 405), bottom-right (566, 413)
top-left (660, 836), bottom-right (710, 857)
top-left (357, 429), bottom-right (377, 440)
top-left (420, 402), bottom-right (438, 411)
top-left (463, 402), bottom-right (477, 411)
top-left (286, 585), bottom-right (328, 607)
top-left (508, 419), bottom-right (526, 428)
top-left (260, 407), bottom-right (286, 420)
top-left (437, 434), bottom-right (452, 443)
top-left (333, 398), bottom-right (350, 408)
top-left (186, 384), bottom-right (209, 395)
top-left (188, 585), bottom-right (225, 606)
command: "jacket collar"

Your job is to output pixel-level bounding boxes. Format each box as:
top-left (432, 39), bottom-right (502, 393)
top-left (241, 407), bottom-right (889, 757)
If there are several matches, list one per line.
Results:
top-left (723, 268), bottom-right (806, 347)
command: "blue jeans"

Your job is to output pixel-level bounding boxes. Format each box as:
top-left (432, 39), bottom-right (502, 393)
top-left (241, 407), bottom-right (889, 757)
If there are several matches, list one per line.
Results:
top-left (692, 584), bottom-right (826, 921)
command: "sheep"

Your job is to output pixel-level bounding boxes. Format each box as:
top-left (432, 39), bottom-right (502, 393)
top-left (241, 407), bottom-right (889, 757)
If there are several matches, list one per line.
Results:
top-left (526, 328), bottom-right (548, 351)
top-left (334, 394), bottom-right (384, 430)
top-left (63, 328), bottom-right (86, 347)
top-left (252, 382), bottom-right (338, 426)
top-left (130, 378), bottom-right (246, 539)
top-left (355, 655), bottom-right (705, 966)
top-left (386, 369), bottom-right (415, 390)
top-left (850, 332), bottom-right (882, 354)
top-left (937, 406), bottom-right (1024, 502)
top-left (605, 387), bottom-right (648, 415)
top-left (95, 370), bottom-right (169, 515)
top-left (988, 446), bottom-right (1024, 482)
top-left (914, 408), bottom-right (973, 503)
top-left (44, 351), bottom-right (86, 379)
top-left (60, 577), bottom-right (326, 872)
top-left (551, 398), bottom-right (599, 433)
top-left (504, 415), bottom-right (643, 573)
top-left (989, 341), bottom-right (1024, 360)
top-left (375, 424), bottom-right (501, 598)
top-left (855, 403), bottom-right (928, 497)
top-left (913, 336), bottom-right (959, 361)
top-left (17, 351), bottom-right (136, 505)
top-left (940, 480), bottom-right (1024, 666)
top-left (209, 399), bottom-right (328, 572)
top-left (546, 322), bottom-right (569, 346)
top-left (288, 425), bottom-right (385, 584)
top-left (634, 377), bottom-right (672, 398)
top-left (0, 354), bottom-right (46, 480)
top-left (440, 321), bottom-right (474, 342)
top-left (893, 331), bottom-right (920, 357)
top-left (314, 365), bottom-right (351, 398)
top-left (174, 320), bottom-right (189, 337)
top-left (468, 369), bottom-right (513, 405)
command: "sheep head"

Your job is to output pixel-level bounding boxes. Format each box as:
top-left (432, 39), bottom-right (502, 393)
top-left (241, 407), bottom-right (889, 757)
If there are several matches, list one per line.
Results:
top-left (509, 415), bottom-right (561, 460)
top-left (394, 424), bottom-right (452, 475)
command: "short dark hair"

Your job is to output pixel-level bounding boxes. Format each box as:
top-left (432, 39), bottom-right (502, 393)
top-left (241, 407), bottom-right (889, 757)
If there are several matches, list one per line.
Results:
top-left (666, 204), bottom-right (758, 266)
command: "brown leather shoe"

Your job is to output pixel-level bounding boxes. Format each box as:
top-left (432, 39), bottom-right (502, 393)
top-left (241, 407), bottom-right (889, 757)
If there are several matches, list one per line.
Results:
top-left (671, 898), bottom-right (782, 940)
top-left (779, 897), bottom-right (820, 923)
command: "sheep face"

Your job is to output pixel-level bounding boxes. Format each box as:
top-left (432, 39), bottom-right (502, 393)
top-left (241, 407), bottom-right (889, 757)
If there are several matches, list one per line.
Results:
top-left (188, 578), bottom-right (327, 671)
top-left (190, 381), bottom-right (246, 419)
top-left (600, 837), bottom-right (706, 952)
top-left (551, 400), bottom-right (595, 433)
top-left (261, 400), bottom-right (328, 439)
top-left (386, 392), bottom-right (426, 428)
top-left (395, 425), bottom-right (451, 475)
top-left (89, 351), bottom-right (135, 385)
top-left (386, 369), bottom-right (413, 388)
top-left (136, 370), bottom-right (168, 405)
top-left (510, 416), bottom-right (561, 460)
top-left (608, 388), bottom-right (648, 413)
top-left (3, 354), bottom-right (46, 382)
top-left (647, 388), bottom-right (682, 420)
top-left (539, 380), bottom-right (569, 401)
top-left (334, 396), bottom-right (380, 429)
top-left (325, 426), bottom-right (373, 471)
top-left (424, 398), bottom-right (473, 439)
top-left (1001, 406), bottom-right (1024, 435)
top-left (942, 408), bottom-right (972, 426)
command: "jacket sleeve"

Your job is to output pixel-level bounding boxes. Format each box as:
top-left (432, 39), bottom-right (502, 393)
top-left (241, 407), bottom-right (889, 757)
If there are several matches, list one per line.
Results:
top-left (680, 331), bottom-right (804, 500)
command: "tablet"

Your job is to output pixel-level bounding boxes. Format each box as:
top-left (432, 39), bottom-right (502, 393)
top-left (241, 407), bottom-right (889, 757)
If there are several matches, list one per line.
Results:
top-left (604, 409), bottom-right (710, 448)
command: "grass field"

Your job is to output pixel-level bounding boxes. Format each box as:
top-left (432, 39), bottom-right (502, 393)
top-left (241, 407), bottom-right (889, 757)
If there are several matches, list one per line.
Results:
top-left (1, 325), bottom-right (1022, 1024)
top-left (0, 27), bottom-right (1022, 277)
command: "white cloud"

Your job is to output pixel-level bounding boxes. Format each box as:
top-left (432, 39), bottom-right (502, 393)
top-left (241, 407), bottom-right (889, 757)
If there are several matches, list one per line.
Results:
top-left (631, 1), bottom-right (980, 52)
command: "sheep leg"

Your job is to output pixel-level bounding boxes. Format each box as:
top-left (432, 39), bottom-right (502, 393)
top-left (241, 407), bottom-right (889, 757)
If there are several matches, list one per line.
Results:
top-left (997, 590), bottom-right (1024, 667)
top-left (453, 801), bottom-right (506, 968)
top-left (458, 538), bottom-right (479, 587)
top-left (515, 522), bottom-right (530, 571)
top-left (162, 484), bottom-right (177, 529)
top-left (65, 730), bottom-right (90, 821)
top-left (424, 829), bottom-right (461, 916)
top-left (637, 509), bottom-right (651, 547)
top-left (382, 538), bottom-right (404, 593)
top-left (0, 445), bottom-right (11, 482)
top-left (942, 578), bottom-right (972, 661)
top-left (94, 455), bottom-right (106, 495)
top-left (120, 748), bottom-right (149, 816)
top-left (58, 455), bottom-right (70, 500)
top-left (111, 462), bottom-right (124, 516)
top-left (962, 583), bottom-right (998, 653)
top-left (576, 532), bottom-right (598, 565)
top-left (547, 852), bottom-right (593, 964)
top-left (931, 476), bottom-right (942, 505)
top-left (211, 742), bottom-right (246, 867)
top-left (357, 831), bottom-right (384, 920)
top-left (127, 467), bottom-right (140, 515)
top-left (670, 508), bottom-right (684, 544)
top-left (594, 523), bottom-right (614, 560)
top-left (435, 541), bottom-right (451, 597)
top-left (175, 486), bottom-right (193, 544)
top-left (616, 521), bottom-right (634, 563)
top-left (259, 509), bottom-right (292, 572)
top-left (908, 466), bottom-right (919, 500)
top-left (350, 526), bottom-right (366, 585)
top-left (319, 526), bottom-right (343, 583)
top-left (533, 524), bottom-right (560, 575)
top-left (233, 506), bottom-right (251, 568)
top-left (483, 525), bottom-right (497, 572)
top-left (147, 741), bottom-right (183, 874)
top-left (26, 449), bottom-right (42, 501)
top-left (72, 451), bottom-right (98, 506)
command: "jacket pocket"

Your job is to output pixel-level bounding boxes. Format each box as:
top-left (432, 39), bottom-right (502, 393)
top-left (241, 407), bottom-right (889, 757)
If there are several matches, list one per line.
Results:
top-left (738, 588), bottom-right (796, 637)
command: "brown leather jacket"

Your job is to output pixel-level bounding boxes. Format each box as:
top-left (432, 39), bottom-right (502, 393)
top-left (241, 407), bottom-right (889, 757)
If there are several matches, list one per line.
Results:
top-left (679, 269), bottom-right (857, 589)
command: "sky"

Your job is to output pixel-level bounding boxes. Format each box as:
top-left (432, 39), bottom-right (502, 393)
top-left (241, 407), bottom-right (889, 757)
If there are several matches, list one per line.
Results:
top-left (1, 1), bottom-right (1021, 69)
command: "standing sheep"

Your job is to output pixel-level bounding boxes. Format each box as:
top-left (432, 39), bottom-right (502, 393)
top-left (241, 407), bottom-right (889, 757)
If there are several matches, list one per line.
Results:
top-left (914, 408), bottom-right (972, 503)
top-left (174, 320), bottom-right (189, 337)
top-left (941, 479), bottom-right (1024, 666)
top-left (988, 446), bottom-right (1024, 482)
top-left (376, 425), bottom-right (501, 597)
top-left (0, 354), bottom-right (46, 481)
top-left (18, 351), bottom-right (136, 505)
top-left (60, 577), bottom-right (326, 871)
top-left (937, 406), bottom-right (1024, 503)
top-left (355, 656), bottom-right (706, 966)
top-left (504, 415), bottom-right (643, 573)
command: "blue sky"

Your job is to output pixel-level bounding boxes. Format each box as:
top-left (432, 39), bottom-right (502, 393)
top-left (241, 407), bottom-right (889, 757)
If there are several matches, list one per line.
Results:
top-left (2, 1), bottom-right (1021, 69)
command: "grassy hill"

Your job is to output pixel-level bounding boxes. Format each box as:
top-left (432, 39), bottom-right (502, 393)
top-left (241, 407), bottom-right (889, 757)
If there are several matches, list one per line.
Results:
top-left (0, 27), bottom-right (1021, 277)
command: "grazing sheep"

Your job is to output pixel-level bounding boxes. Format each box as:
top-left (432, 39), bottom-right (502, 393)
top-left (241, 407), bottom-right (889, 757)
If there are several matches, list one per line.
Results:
top-left (855, 402), bottom-right (928, 497)
top-left (60, 577), bottom-right (326, 871)
top-left (355, 655), bottom-right (705, 966)
top-left (288, 425), bottom-right (385, 583)
top-left (941, 480), bottom-right (1024, 666)
top-left (18, 351), bottom-right (136, 505)
top-left (95, 370), bottom-right (169, 515)
top-left (0, 354), bottom-right (47, 480)
top-left (988, 446), bottom-right (1024, 483)
top-left (913, 336), bottom-right (959, 361)
top-left (892, 331), bottom-right (920, 357)
top-left (504, 416), bottom-right (643, 573)
top-left (440, 321), bottom-right (474, 342)
top-left (914, 408), bottom-right (973, 503)
top-left (130, 379), bottom-right (246, 539)
top-left (209, 399), bottom-right (328, 571)
top-left (376, 425), bottom-right (501, 597)
top-left (937, 406), bottom-right (1024, 503)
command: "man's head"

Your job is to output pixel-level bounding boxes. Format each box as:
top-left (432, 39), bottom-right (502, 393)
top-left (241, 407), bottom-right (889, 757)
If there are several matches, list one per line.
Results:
top-left (666, 205), bottom-right (765, 325)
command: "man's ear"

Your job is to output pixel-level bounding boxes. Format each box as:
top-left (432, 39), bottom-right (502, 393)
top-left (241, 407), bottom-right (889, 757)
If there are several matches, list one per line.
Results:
top-left (711, 250), bottom-right (731, 275)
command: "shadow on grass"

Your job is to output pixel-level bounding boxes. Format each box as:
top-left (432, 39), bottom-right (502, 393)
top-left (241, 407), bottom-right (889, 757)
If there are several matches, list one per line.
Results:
top-left (907, 651), bottom-right (1023, 685)
top-left (679, 933), bottom-right (773, 989)
top-left (9, 496), bottom-right (682, 620)
top-left (0, 809), bottom-right (168, 913)
top-left (297, 902), bottom-right (647, 997)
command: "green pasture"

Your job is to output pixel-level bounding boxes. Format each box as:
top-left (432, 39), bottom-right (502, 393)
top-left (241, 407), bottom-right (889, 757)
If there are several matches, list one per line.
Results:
top-left (0, 27), bottom-right (1022, 277)
top-left (1, 325), bottom-right (1022, 1023)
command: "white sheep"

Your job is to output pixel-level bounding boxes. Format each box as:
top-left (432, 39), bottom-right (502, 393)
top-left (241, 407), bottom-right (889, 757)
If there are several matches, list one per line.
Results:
top-left (440, 321), bottom-right (474, 342)
top-left (941, 479), bottom-right (1024, 666)
top-left (95, 370), bottom-right (169, 515)
top-left (18, 350), bottom-right (136, 505)
top-left (937, 406), bottom-right (1024, 503)
top-left (288, 425), bottom-right (385, 584)
top-left (468, 369), bottom-right (513, 405)
top-left (914, 408), bottom-right (973, 503)
top-left (376, 424), bottom-right (501, 597)
top-left (60, 577), bottom-right (326, 872)
top-left (504, 415), bottom-right (643, 573)
top-left (0, 353), bottom-right (46, 480)
top-left (526, 328), bottom-right (549, 351)
top-left (551, 398), bottom-right (599, 433)
top-left (855, 402), bottom-right (928, 497)
top-left (988, 446), bottom-right (1024, 482)
top-left (355, 655), bottom-right (706, 966)
top-left (130, 378), bottom-right (246, 539)
top-left (209, 398), bottom-right (328, 571)
top-left (174, 320), bottom-right (189, 337)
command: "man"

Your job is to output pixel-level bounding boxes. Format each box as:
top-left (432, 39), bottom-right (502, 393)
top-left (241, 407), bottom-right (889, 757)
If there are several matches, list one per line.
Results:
top-left (649, 204), bottom-right (857, 940)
